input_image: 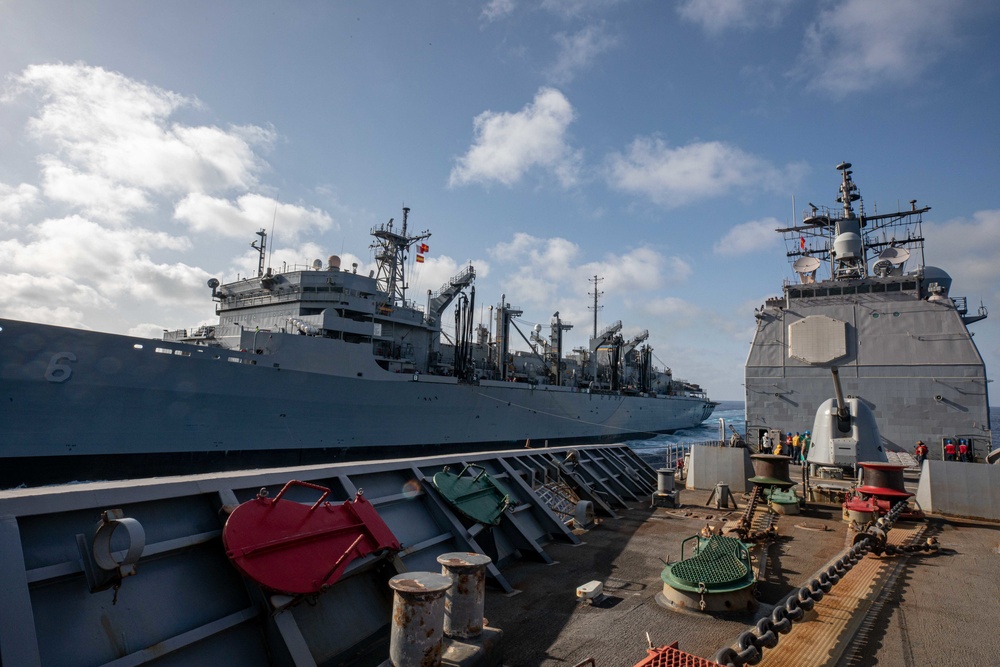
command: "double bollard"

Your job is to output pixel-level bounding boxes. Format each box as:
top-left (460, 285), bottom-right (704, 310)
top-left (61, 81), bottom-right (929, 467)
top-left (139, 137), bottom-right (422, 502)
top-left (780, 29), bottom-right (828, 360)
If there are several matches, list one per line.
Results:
top-left (388, 552), bottom-right (493, 667)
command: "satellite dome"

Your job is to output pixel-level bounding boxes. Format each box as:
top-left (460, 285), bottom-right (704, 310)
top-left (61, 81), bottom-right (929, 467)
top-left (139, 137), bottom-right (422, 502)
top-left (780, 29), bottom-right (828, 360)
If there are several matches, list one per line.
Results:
top-left (328, 255), bottom-right (342, 271)
top-left (922, 266), bottom-right (952, 297)
top-left (832, 232), bottom-right (862, 260)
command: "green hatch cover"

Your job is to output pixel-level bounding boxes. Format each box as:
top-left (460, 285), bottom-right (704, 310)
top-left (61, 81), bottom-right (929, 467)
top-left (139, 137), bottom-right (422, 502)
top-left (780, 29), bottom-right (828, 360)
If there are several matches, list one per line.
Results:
top-left (432, 464), bottom-right (511, 526)
top-left (662, 535), bottom-right (755, 593)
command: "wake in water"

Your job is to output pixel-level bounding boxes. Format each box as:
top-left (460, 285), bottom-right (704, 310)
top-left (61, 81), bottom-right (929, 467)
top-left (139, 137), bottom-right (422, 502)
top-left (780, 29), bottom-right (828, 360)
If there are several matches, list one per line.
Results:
top-left (627, 400), bottom-right (744, 469)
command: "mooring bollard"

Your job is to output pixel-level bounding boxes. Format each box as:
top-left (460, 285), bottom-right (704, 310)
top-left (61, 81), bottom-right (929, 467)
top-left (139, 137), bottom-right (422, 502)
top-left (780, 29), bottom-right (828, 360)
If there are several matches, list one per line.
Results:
top-left (656, 468), bottom-right (676, 494)
top-left (388, 571), bottom-right (452, 667)
top-left (436, 552), bottom-right (492, 639)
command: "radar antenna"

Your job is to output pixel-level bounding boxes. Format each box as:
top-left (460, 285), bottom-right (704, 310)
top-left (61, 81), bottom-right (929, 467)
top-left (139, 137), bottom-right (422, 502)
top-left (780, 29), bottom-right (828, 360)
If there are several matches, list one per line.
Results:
top-left (370, 207), bottom-right (431, 307)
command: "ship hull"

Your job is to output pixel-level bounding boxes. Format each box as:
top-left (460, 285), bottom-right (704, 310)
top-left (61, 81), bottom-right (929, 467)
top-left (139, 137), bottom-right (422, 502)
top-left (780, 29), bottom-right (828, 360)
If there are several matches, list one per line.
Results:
top-left (1, 318), bottom-right (714, 486)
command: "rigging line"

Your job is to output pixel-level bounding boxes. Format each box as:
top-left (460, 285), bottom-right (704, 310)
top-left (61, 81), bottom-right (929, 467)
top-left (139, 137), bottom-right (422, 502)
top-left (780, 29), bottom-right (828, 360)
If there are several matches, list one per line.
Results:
top-left (470, 388), bottom-right (675, 439)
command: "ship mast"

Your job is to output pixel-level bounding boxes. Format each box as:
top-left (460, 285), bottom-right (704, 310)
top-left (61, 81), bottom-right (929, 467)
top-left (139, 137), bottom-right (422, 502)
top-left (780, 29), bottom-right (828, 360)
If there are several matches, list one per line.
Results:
top-left (831, 162), bottom-right (866, 280)
top-left (370, 207), bottom-right (431, 307)
top-left (251, 229), bottom-right (267, 277)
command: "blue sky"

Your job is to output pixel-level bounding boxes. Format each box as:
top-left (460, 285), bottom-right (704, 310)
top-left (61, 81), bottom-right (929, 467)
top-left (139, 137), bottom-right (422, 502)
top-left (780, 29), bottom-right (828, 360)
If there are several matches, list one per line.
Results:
top-left (1, 0), bottom-right (998, 400)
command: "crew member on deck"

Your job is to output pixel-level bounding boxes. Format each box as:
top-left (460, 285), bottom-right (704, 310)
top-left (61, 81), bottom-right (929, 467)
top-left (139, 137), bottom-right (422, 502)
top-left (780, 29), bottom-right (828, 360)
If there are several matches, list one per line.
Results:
top-left (915, 441), bottom-right (928, 465)
top-left (760, 430), bottom-right (772, 454)
top-left (944, 439), bottom-right (957, 462)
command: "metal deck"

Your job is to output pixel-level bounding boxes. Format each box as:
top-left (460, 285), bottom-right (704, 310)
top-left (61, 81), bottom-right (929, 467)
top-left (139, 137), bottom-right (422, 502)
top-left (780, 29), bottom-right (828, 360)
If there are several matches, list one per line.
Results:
top-left (0, 444), bottom-right (654, 666)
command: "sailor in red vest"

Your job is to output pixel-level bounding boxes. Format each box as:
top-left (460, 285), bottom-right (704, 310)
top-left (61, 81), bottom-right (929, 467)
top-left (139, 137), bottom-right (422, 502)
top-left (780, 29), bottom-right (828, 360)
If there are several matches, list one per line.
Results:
top-left (958, 439), bottom-right (970, 462)
top-left (914, 441), bottom-right (928, 465)
top-left (944, 439), bottom-right (957, 461)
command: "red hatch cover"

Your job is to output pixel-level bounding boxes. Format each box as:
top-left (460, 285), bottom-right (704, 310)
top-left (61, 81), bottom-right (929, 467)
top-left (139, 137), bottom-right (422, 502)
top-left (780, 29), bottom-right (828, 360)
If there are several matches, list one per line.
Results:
top-left (632, 642), bottom-right (722, 667)
top-left (224, 481), bottom-right (401, 595)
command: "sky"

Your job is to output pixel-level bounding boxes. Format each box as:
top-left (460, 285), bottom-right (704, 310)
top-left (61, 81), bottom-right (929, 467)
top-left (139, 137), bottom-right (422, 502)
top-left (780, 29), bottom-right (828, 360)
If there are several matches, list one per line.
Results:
top-left (1, 0), bottom-right (998, 401)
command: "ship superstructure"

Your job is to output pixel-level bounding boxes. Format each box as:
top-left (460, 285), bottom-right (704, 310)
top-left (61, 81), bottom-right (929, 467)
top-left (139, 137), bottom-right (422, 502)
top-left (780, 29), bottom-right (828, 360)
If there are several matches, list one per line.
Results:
top-left (745, 163), bottom-right (991, 458)
top-left (0, 208), bottom-right (713, 487)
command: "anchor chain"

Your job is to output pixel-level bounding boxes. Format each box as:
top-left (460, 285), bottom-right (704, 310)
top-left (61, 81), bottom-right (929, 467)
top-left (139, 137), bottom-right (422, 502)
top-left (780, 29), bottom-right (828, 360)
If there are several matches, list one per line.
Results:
top-left (730, 486), bottom-right (762, 540)
top-left (712, 500), bottom-right (939, 667)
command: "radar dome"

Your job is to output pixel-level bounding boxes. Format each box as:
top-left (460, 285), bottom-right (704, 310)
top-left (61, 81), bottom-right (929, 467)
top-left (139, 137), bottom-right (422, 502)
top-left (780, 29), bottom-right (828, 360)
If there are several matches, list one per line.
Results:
top-left (832, 232), bottom-right (862, 260)
top-left (922, 266), bottom-right (952, 297)
top-left (312, 259), bottom-right (323, 270)
top-left (328, 255), bottom-right (342, 271)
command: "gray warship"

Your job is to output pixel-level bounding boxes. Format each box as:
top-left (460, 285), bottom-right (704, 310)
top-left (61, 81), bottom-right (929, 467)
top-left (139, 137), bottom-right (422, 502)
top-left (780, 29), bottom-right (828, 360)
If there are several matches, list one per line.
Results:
top-left (745, 162), bottom-right (991, 459)
top-left (0, 208), bottom-right (714, 487)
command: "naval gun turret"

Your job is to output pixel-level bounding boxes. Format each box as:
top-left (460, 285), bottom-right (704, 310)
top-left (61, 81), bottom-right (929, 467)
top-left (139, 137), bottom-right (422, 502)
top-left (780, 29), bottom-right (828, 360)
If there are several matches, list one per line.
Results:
top-left (806, 367), bottom-right (887, 470)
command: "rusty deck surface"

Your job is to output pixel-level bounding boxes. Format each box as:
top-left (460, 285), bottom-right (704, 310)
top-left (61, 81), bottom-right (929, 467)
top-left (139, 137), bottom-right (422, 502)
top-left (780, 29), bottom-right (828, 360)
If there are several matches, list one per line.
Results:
top-left (484, 478), bottom-right (1000, 667)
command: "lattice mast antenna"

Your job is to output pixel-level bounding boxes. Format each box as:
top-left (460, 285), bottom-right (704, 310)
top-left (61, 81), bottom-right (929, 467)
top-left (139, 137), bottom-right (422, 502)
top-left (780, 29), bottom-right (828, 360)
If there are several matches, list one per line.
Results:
top-left (588, 275), bottom-right (604, 338)
top-left (370, 207), bottom-right (431, 307)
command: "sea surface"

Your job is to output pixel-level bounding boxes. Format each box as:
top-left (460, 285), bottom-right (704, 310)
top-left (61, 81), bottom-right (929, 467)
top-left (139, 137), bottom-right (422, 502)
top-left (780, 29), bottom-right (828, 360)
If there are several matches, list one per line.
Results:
top-left (626, 401), bottom-right (1000, 469)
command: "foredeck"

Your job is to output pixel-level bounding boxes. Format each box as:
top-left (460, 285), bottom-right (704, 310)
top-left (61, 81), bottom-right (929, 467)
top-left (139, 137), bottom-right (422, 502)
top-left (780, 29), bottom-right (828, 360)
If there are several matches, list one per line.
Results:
top-left (0, 450), bottom-right (996, 666)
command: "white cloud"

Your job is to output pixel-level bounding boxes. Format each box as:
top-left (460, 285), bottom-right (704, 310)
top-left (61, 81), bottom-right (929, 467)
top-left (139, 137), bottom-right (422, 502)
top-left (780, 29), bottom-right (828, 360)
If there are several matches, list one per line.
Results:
top-left (923, 209), bottom-right (1000, 294)
top-left (39, 157), bottom-right (150, 223)
top-left (540, 0), bottom-right (626, 18)
top-left (448, 88), bottom-right (582, 188)
top-left (174, 192), bottom-right (334, 241)
top-left (10, 62), bottom-right (274, 197)
top-left (546, 24), bottom-right (619, 85)
top-left (606, 136), bottom-right (797, 207)
top-left (0, 182), bottom-right (40, 227)
top-left (488, 232), bottom-right (691, 312)
top-left (0, 214), bottom-right (190, 284)
top-left (489, 233), bottom-right (581, 305)
top-left (713, 217), bottom-right (784, 256)
top-left (794, 0), bottom-right (970, 97)
top-left (0, 213), bottom-right (207, 325)
top-left (677, 0), bottom-right (795, 34)
top-left (481, 0), bottom-right (515, 22)
top-left (0, 62), bottom-right (340, 335)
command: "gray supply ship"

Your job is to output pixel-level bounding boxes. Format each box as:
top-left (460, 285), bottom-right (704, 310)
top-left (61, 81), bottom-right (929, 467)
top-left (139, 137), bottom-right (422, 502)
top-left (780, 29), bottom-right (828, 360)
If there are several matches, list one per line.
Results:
top-left (745, 163), bottom-right (991, 458)
top-left (0, 208), bottom-right (714, 487)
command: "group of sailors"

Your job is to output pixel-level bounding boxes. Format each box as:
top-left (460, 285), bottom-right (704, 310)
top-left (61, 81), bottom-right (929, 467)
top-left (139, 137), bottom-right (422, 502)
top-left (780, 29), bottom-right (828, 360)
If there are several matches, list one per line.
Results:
top-left (915, 438), bottom-right (978, 464)
top-left (943, 438), bottom-right (974, 462)
top-left (759, 430), bottom-right (810, 462)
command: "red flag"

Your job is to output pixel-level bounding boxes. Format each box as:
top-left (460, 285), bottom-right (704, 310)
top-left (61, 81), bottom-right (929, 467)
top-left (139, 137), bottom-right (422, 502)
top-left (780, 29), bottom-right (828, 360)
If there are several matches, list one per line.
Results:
top-left (416, 255), bottom-right (425, 263)
top-left (419, 243), bottom-right (429, 253)
top-left (800, 236), bottom-right (806, 250)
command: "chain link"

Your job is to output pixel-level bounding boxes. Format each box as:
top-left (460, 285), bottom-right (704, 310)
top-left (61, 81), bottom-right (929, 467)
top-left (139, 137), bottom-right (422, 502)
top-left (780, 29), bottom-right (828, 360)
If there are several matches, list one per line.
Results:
top-left (713, 500), bottom-right (939, 667)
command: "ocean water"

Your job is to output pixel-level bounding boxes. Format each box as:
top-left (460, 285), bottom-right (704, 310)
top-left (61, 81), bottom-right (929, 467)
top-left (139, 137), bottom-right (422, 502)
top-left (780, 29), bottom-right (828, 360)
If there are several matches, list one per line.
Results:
top-left (626, 401), bottom-right (999, 469)
top-left (626, 400), bottom-right (745, 469)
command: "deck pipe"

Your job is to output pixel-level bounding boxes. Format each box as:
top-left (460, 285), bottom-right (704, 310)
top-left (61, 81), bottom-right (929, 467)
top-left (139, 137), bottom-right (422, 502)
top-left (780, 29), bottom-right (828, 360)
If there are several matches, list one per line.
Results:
top-left (388, 571), bottom-right (452, 667)
top-left (437, 552), bottom-right (492, 639)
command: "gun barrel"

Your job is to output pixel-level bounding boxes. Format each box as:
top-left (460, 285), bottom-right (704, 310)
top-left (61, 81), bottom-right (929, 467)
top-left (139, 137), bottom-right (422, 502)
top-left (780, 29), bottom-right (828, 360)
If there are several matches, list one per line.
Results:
top-left (831, 366), bottom-right (848, 418)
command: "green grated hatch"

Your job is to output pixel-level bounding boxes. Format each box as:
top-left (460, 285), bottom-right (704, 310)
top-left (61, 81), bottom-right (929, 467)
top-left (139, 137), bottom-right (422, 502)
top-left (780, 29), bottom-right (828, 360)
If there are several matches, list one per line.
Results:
top-left (662, 535), bottom-right (755, 593)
